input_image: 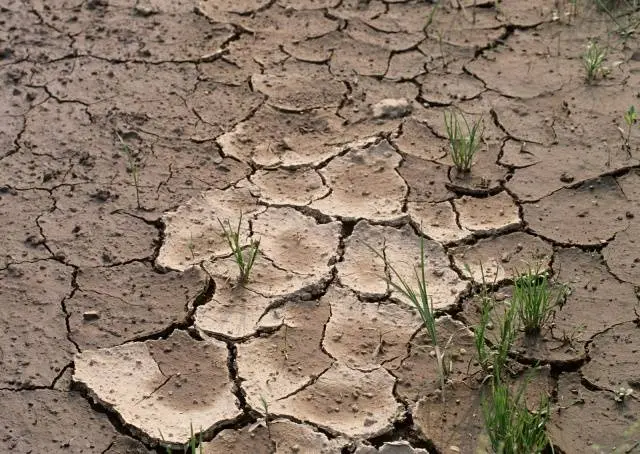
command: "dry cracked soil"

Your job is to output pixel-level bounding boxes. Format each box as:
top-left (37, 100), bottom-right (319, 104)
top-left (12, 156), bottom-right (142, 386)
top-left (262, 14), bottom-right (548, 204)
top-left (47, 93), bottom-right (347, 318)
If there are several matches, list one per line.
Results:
top-left (2, 0), bottom-right (640, 453)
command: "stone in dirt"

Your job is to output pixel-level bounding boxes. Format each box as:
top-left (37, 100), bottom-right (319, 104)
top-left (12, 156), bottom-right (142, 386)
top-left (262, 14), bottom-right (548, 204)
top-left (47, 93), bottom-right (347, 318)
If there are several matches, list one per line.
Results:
top-left (371, 98), bottom-right (413, 120)
top-left (73, 331), bottom-right (241, 444)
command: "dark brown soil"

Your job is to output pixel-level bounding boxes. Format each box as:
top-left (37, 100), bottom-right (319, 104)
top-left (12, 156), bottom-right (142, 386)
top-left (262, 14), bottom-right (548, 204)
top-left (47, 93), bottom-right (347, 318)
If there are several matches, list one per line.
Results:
top-left (1, 0), bottom-right (639, 453)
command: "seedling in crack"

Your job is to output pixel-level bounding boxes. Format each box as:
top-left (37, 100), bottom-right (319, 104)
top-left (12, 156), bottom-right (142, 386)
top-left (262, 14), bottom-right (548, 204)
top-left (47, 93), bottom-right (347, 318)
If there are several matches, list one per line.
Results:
top-left (160, 423), bottom-right (204, 454)
top-left (115, 132), bottom-right (142, 210)
top-left (583, 41), bottom-right (608, 82)
top-left (260, 395), bottom-right (272, 440)
top-left (444, 110), bottom-right (484, 173)
top-left (621, 105), bottom-right (637, 154)
top-left (366, 236), bottom-right (448, 402)
top-left (482, 378), bottom-right (551, 454)
top-left (513, 265), bottom-right (567, 335)
top-left (218, 212), bottom-right (260, 284)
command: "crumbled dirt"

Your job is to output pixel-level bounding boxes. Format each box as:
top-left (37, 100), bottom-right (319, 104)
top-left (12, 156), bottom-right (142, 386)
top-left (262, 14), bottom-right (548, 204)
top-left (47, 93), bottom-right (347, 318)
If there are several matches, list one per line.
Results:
top-left (3, 0), bottom-right (640, 451)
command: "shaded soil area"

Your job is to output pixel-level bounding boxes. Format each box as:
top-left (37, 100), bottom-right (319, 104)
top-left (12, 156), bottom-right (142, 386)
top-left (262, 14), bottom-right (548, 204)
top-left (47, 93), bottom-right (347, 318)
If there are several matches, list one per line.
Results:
top-left (1, 0), bottom-right (640, 453)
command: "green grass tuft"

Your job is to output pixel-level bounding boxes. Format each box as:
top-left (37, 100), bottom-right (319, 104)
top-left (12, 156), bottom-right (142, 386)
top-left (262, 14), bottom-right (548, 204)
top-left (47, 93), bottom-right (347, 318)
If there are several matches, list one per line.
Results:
top-left (444, 110), bottom-right (484, 173)
top-left (217, 212), bottom-right (260, 284)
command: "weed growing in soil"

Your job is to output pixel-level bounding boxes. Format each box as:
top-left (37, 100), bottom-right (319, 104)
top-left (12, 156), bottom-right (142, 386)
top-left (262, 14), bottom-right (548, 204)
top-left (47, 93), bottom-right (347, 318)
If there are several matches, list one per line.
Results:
top-left (161, 424), bottom-right (203, 454)
top-left (482, 379), bottom-right (551, 454)
top-left (621, 105), bottom-right (637, 153)
top-left (116, 132), bottom-right (142, 209)
top-left (513, 265), bottom-right (562, 335)
top-left (218, 212), bottom-right (260, 284)
top-left (583, 41), bottom-right (608, 82)
top-left (367, 236), bottom-right (447, 401)
top-left (444, 110), bottom-right (484, 173)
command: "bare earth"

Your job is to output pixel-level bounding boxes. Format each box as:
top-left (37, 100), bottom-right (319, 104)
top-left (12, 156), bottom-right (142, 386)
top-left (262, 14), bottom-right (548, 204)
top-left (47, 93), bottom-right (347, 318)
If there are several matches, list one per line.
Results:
top-left (1, 0), bottom-right (640, 453)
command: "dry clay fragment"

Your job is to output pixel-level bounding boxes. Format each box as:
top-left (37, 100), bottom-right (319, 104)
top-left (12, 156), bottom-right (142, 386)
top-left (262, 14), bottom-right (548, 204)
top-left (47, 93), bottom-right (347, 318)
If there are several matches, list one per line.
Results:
top-left (454, 192), bottom-right (521, 233)
top-left (249, 168), bottom-right (329, 206)
top-left (197, 207), bottom-right (340, 338)
top-left (524, 177), bottom-right (629, 246)
top-left (355, 441), bottom-right (430, 453)
top-left (0, 261), bottom-right (75, 389)
top-left (157, 184), bottom-right (264, 271)
top-left (409, 201), bottom-right (471, 243)
top-left (322, 286), bottom-right (421, 371)
top-left (73, 331), bottom-right (241, 444)
top-left (549, 373), bottom-right (640, 454)
top-left (251, 68), bottom-right (345, 111)
top-left (0, 189), bottom-right (52, 268)
top-left (452, 231), bottom-right (553, 283)
top-left (553, 248), bottom-right (639, 345)
top-left (603, 222), bottom-right (640, 286)
top-left (67, 263), bottom-right (208, 349)
top-left (270, 362), bottom-right (403, 438)
top-left (583, 322), bottom-right (640, 393)
top-left (202, 419), bottom-right (346, 453)
top-left (311, 140), bottom-right (407, 222)
top-left (218, 106), bottom-right (365, 167)
top-left (0, 389), bottom-right (124, 453)
top-left (339, 221), bottom-right (467, 309)
top-left (393, 118), bottom-right (448, 162)
top-left (236, 299), bottom-right (333, 407)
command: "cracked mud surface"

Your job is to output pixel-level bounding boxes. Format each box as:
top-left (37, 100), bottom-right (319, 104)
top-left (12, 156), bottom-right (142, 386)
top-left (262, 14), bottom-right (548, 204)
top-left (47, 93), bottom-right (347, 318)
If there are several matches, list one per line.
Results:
top-left (2, 0), bottom-right (640, 453)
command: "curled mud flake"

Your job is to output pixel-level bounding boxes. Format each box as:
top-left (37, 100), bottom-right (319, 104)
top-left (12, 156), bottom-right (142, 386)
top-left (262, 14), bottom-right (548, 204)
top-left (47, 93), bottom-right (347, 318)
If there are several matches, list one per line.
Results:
top-left (0, 262), bottom-right (75, 389)
top-left (195, 278), bottom-right (273, 340)
top-left (73, 331), bottom-right (241, 444)
top-left (196, 0), bottom-right (271, 15)
top-left (499, 139), bottom-right (543, 168)
top-left (554, 248), bottom-right (638, 349)
top-left (236, 299), bottom-right (333, 406)
top-left (269, 362), bottom-right (403, 438)
top-left (549, 373), bottom-right (640, 453)
top-left (328, 0), bottom-right (387, 23)
top-left (68, 263), bottom-right (208, 349)
top-left (337, 221), bottom-right (389, 297)
top-left (156, 185), bottom-right (264, 272)
top-left (252, 206), bottom-right (341, 276)
top-left (582, 322), bottom-right (640, 393)
top-left (311, 140), bottom-right (407, 222)
top-left (322, 286), bottom-right (421, 371)
top-left (490, 97), bottom-right (557, 146)
top-left (278, 0), bottom-right (341, 10)
top-left (347, 19), bottom-right (424, 52)
top-left (385, 51), bottom-right (429, 81)
top-left (381, 224), bottom-right (468, 310)
top-left (452, 231), bottom-right (553, 283)
top-left (0, 389), bottom-right (128, 453)
top-left (393, 118), bottom-right (449, 162)
top-left (618, 170), bottom-right (640, 203)
top-left (250, 168), bottom-right (329, 206)
top-left (412, 381), bottom-right (483, 452)
top-left (0, 190), bottom-right (52, 268)
top-left (330, 35), bottom-right (391, 78)
top-left (218, 106), bottom-right (354, 168)
top-left (252, 69), bottom-right (345, 112)
top-left (394, 317), bottom-right (478, 404)
top-left (203, 419), bottom-right (347, 453)
top-left (603, 222), bottom-right (640, 286)
top-left (496, 0), bottom-right (558, 27)
top-left (398, 154), bottom-right (453, 204)
top-left (454, 192), bottom-right (521, 234)
top-left (523, 177), bottom-right (629, 246)
top-left (355, 441), bottom-right (430, 453)
top-left (409, 201), bottom-right (472, 243)
top-left (418, 72), bottom-right (485, 105)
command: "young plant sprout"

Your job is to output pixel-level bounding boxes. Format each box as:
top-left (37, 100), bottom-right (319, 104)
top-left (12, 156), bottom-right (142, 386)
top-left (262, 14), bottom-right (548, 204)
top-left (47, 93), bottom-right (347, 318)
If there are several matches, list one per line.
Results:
top-left (367, 236), bottom-right (447, 401)
top-left (218, 212), bottom-right (260, 284)
top-left (583, 41), bottom-right (608, 82)
top-left (621, 105), bottom-right (637, 153)
top-left (482, 379), bottom-right (551, 454)
top-left (444, 110), bottom-right (484, 173)
top-left (115, 132), bottom-right (142, 209)
top-left (513, 265), bottom-right (567, 335)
